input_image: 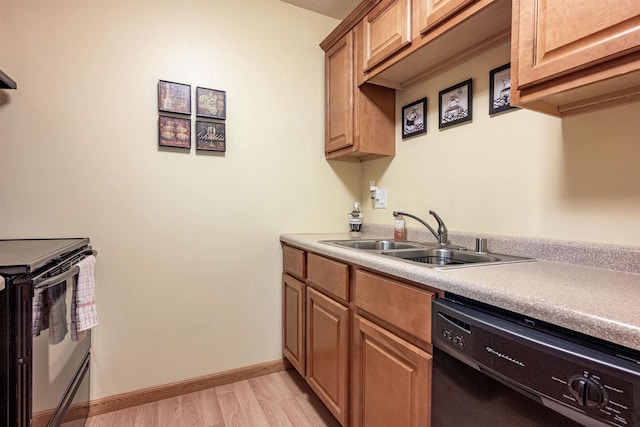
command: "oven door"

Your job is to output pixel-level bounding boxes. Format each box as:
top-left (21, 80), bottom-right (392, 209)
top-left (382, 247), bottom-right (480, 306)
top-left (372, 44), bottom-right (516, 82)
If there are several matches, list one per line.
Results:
top-left (31, 276), bottom-right (91, 427)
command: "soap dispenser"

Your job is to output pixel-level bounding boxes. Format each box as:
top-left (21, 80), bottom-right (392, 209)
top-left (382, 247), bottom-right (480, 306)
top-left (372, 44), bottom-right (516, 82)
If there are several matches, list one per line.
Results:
top-left (348, 202), bottom-right (363, 234)
top-left (394, 213), bottom-right (406, 241)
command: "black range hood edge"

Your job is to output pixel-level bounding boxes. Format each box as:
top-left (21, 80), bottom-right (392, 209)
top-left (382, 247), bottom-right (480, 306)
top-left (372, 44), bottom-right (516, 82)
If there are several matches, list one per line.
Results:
top-left (0, 68), bottom-right (17, 89)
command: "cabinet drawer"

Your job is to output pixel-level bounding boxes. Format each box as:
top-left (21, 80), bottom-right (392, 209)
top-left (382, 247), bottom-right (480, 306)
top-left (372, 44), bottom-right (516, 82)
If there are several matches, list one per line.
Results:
top-left (283, 245), bottom-right (306, 279)
top-left (307, 253), bottom-right (349, 301)
top-left (354, 269), bottom-right (433, 344)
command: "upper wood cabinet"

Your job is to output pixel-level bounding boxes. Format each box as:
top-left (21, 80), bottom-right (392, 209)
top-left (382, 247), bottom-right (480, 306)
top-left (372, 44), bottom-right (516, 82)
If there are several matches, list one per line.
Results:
top-left (325, 33), bottom-right (355, 154)
top-left (323, 28), bottom-right (396, 161)
top-left (364, 0), bottom-right (511, 89)
top-left (419, 0), bottom-right (476, 33)
top-left (511, 0), bottom-right (640, 116)
top-left (363, 0), bottom-right (412, 71)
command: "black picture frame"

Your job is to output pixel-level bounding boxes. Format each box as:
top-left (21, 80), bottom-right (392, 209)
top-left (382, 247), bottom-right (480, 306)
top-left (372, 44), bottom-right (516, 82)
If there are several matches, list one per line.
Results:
top-left (438, 79), bottom-right (472, 129)
top-left (158, 80), bottom-right (191, 115)
top-left (489, 63), bottom-right (516, 115)
top-left (159, 115), bottom-right (191, 148)
top-left (196, 120), bottom-right (226, 152)
top-left (401, 97), bottom-right (427, 139)
top-left (196, 87), bottom-right (226, 119)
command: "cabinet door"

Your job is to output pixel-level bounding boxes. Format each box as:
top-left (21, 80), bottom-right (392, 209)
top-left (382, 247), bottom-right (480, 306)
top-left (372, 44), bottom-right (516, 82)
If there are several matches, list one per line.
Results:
top-left (283, 274), bottom-right (305, 376)
top-left (306, 287), bottom-right (349, 425)
top-left (325, 32), bottom-right (354, 153)
top-left (514, 0), bottom-right (640, 89)
top-left (352, 315), bottom-right (432, 427)
top-left (419, 0), bottom-right (475, 33)
top-left (363, 0), bottom-right (412, 71)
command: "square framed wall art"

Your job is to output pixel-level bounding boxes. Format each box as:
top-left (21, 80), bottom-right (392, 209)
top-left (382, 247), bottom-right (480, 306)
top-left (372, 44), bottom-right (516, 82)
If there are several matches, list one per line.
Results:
top-left (438, 79), bottom-right (472, 129)
top-left (196, 121), bottom-right (226, 152)
top-left (158, 80), bottom-right (191, 115)
top-left (196, 87), bottom-right (226, 120)
top-left (159, 115), bottom-right (191, 149)
top-left (402, 97), bottom-right (427, 139)
top-left (489, 63), bottom-right (517, 115)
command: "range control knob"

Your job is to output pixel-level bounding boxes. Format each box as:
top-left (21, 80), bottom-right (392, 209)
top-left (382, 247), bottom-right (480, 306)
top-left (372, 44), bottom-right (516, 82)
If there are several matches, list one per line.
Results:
top-left (568, 376), bottom-right (607, 407)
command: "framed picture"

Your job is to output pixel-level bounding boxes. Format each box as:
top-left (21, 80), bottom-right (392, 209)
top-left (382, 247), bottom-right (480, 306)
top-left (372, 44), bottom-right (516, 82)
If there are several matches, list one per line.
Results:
top-left (159, 115), bottom-right (191, 148)
top-left (196, 121), bottom-right (226, 152)
top-left (439, 79), bottom-right (472, 129)
top-left (489, 63), bottom-right (516, 115)
top-left (402, 97), bottom-right (427, 139)
top-left (196, 87), bottom-right (226, 119)
top-left (158, 80), bottom-right (191, 115)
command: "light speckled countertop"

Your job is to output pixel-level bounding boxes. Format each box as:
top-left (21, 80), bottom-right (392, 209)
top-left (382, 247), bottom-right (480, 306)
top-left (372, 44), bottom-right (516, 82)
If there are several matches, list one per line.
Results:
top-left (280, 229), bottom-right (640, 352)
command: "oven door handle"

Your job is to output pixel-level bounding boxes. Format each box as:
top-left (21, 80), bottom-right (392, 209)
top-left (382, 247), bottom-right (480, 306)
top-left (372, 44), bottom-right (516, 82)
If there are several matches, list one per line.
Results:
top-left (33, 265), bottom-right (80, 290)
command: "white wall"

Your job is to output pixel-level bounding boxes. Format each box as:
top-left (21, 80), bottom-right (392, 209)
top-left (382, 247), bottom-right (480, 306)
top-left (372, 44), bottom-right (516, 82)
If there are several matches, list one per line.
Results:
top-left (361, 43), bottom-right (640, 246)
top-left (0, 0), bottom-right (361, 400)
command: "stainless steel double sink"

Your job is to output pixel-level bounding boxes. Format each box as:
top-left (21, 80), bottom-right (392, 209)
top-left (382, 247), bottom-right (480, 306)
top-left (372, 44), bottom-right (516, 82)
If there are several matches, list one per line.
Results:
top-left (321, 239), bottom-right (534, 269)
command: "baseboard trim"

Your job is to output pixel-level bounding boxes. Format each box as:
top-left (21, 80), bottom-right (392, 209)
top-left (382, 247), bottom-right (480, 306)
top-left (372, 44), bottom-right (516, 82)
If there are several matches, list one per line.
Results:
top-left (34, 358), bottom-right (291, 424)
top-left (88, 358), bottom-right (291, 417)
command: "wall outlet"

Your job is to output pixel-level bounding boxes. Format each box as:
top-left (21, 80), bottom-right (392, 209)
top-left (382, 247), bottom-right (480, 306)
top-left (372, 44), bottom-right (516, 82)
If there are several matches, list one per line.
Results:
top-left (374, 188), bottom-right (387, 209)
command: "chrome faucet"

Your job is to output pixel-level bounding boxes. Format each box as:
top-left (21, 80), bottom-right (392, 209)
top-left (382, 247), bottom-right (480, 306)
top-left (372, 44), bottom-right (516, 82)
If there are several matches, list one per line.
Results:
top-left (393, 210), bottom-right (449, 246)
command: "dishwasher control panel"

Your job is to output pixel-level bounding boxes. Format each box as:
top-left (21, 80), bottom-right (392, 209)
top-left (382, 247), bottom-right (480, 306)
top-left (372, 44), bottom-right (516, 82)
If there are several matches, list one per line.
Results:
top-left (433, 298), bottom-right (639, 427)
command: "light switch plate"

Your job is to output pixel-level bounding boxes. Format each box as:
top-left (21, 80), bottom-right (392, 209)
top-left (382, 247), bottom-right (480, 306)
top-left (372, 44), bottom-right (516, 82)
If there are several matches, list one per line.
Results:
top-left (374, 189), bottom-right (387, 209)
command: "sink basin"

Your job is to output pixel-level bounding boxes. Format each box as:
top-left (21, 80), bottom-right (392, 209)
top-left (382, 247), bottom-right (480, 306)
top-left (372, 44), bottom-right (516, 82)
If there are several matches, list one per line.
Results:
top-left (320, 239), bottom-right (533, 269)
top-left (382, 247), bottom-right (532, 269)
top-left (382, 248), bottom-right (499, 265)
top-left (323, 239), bottom-right (428, 250)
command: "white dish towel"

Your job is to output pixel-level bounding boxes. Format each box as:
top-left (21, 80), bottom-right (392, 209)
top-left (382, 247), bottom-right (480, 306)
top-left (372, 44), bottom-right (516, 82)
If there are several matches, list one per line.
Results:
top-left (71, 255), bottom-right (98, 341)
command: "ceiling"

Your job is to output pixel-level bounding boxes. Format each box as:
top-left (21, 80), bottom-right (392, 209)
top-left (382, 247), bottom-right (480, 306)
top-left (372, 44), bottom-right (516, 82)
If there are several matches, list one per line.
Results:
top-left (279, 0), bottom-right (360, 20)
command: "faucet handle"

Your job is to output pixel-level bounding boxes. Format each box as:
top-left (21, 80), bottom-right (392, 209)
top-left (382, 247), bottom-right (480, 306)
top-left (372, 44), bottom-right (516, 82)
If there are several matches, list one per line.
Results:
top-left (428, 210), bottom-right (449, 245)
top-left (428, 210), bottom-right (447, 232)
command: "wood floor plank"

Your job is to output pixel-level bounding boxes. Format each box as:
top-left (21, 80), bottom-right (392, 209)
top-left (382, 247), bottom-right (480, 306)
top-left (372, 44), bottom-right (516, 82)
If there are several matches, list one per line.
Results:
top-left (248, 375), bottom-right (296, 427)
top-left (157, 395), bottom-right (181, 427)
top-left (85, 410), bottom-right (116, 427)
top-left (231, 380), bottom-right (271, 427)
top-left (84, 369), bottom-right (338, 427)
top-left (180, 391), bottom-right (205, 427)
top-left (200, 387), bottom-right (224, 427)
top-left (134, 400), bottom-right (160, 426)
top-left (111, 405), bottom-right (138, 426)
top-left (295, 393), bottom-right (341, 427)
top-left (266, 370), bottom-right (303, 400)
top-left (61, 420), bottom-right (87, 427)
top-left (216, 390), bottom-right (250, 427)
top-left (280, 395), bottom-right (320, 427)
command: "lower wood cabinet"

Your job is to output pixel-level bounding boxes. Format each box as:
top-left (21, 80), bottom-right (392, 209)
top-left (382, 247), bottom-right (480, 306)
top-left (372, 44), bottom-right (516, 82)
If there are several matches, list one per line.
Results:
top-left (352, 315), bottom-right (432, 427)
top-left (306, 287), bottom-right (350, 425)
top-left (281, 244), bottom-right (435, 426)
top-left (282, 273), bottom-right (305, 376)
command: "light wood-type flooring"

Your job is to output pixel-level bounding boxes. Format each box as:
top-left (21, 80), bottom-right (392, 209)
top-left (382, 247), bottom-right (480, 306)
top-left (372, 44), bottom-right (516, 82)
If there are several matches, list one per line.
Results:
top-left (72, 369), bottom-right (340, 427)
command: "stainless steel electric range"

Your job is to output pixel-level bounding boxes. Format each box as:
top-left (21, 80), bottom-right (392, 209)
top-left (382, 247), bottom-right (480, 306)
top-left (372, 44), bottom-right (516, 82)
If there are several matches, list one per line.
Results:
top-left (0, 238), bottom-right (94, 427)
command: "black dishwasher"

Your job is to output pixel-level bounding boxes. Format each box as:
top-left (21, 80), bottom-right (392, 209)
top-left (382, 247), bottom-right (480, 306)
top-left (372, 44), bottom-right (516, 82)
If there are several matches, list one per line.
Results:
top-left (432, 295), bottom-right (639, 427)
